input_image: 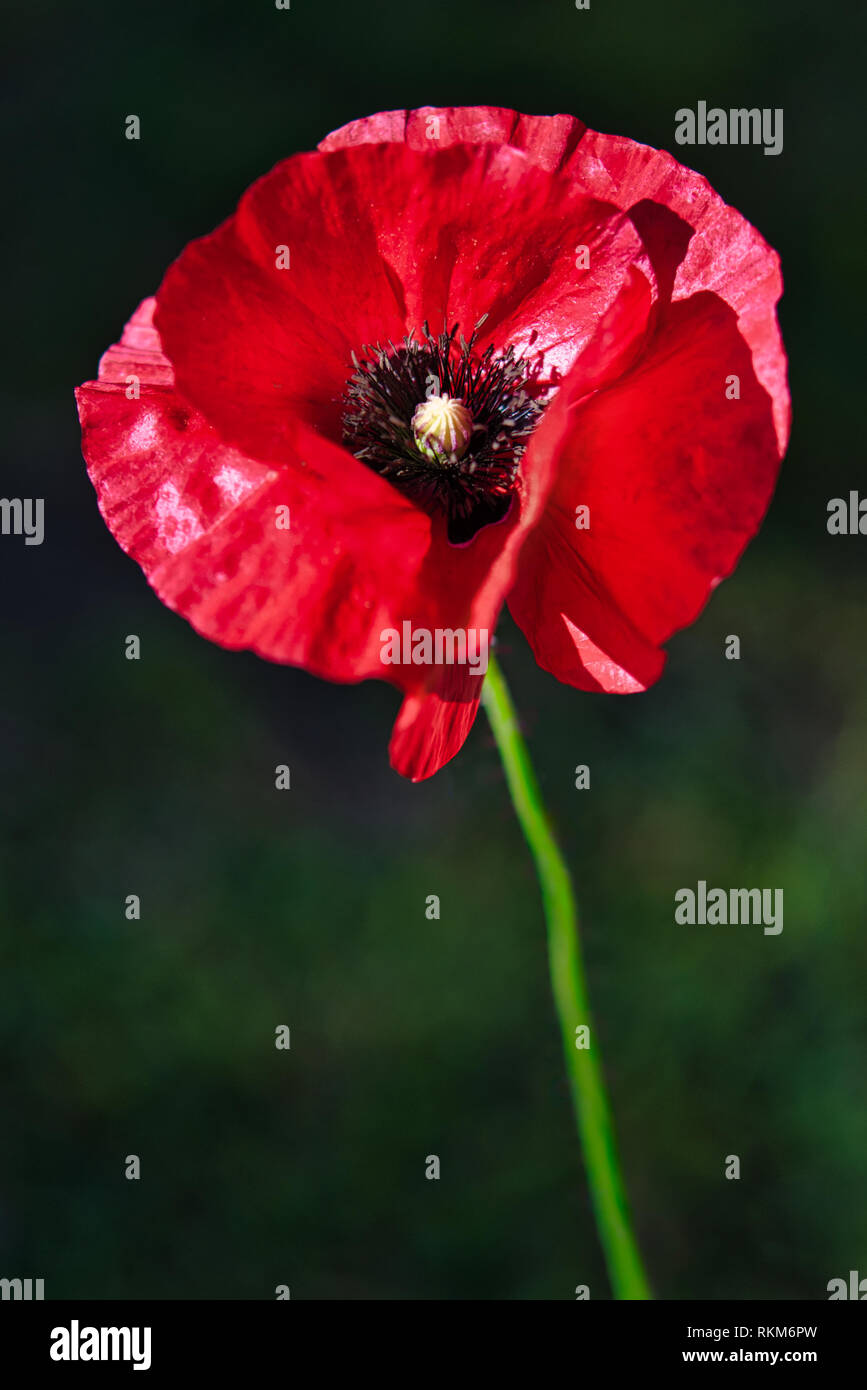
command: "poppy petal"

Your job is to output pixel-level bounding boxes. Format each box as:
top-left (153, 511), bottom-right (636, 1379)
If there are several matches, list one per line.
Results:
top-left (153, 140), bottom-right (650, 467)
top-left (389, 667), bottom-right (484, 782)
top-left (508, 290), bottom-right (780, 691)
top-left (320, 104), bottom-right (587, 175)
top-left (321, 106), bottom-right (789, 455)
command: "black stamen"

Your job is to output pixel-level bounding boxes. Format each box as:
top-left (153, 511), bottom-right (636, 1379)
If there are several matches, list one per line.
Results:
top-left (341, 322), bottom-right (545, 544)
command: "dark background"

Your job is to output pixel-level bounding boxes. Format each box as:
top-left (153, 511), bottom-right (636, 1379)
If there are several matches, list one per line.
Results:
top-left (1, 0), bottom-right (864, 1299)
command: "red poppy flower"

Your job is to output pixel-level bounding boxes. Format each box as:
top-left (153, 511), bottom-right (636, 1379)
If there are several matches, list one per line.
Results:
top-left (76, 105), bottom-right (789, 780)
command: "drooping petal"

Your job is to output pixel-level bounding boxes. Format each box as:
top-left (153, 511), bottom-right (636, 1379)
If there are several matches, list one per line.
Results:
top-left (388, 666), bottom-right (485, 783)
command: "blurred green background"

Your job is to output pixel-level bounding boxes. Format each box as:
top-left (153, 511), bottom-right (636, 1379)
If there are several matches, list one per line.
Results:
top-left (1, 0), bottom-right (865, 1299)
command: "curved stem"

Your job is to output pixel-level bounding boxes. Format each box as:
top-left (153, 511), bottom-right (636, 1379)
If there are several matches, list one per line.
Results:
top-left (481, 652), bottom-right (651, 1300)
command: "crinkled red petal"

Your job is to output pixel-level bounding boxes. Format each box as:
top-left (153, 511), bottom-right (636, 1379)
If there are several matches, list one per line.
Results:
top-left (153, 140), bottom-right (649, 463)
top-left (321, 105), bottom-right (790, 455)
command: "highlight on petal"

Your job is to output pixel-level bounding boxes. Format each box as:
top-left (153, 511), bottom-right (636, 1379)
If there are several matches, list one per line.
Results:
top-left (561, 620), bottom-right (649, 695)
top-left (76, 299), bottom-right (275, 575)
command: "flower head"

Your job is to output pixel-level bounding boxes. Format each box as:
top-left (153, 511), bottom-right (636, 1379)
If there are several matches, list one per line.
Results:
top-left (76, 105), bottom-right (789, 779)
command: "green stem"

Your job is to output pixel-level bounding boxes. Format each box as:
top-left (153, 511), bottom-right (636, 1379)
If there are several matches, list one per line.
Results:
top-left (481, 651), bottom-right (651, 1300)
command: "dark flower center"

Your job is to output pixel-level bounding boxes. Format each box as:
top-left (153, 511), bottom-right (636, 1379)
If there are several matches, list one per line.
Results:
top-left (341, 319), bottom-right (545, 544)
